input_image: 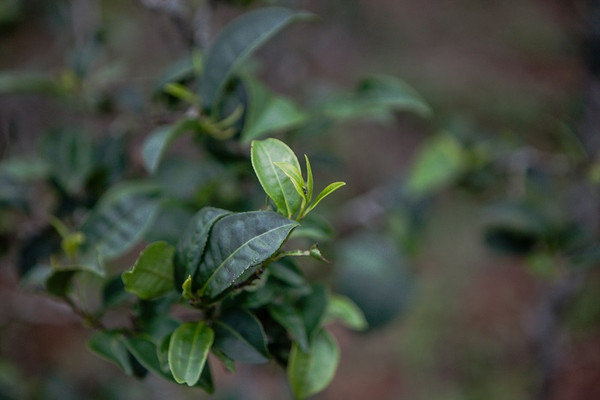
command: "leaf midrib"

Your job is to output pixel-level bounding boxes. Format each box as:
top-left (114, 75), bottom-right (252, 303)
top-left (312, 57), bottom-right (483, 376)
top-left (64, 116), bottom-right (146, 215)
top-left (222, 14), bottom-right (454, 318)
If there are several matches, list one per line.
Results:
top-left (200, 222), bottom-right (295, 295)
top-left (264, 147), bottom-right (292, 217)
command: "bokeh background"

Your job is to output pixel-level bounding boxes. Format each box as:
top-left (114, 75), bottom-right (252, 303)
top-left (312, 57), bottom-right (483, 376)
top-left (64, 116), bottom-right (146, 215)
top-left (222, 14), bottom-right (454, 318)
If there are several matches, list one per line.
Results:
top-left (1, 1), bottom-right (599, 399)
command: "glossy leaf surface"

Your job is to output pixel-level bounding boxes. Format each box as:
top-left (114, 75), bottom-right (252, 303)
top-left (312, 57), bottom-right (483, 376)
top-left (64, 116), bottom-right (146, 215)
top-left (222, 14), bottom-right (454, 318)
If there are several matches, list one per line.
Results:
top-left (174, 207), bottom-right (230, 289)
top-left (168, 322), bottom-right (214, 386)
top-left (196, 211), bottom-right (298, 298)
top-left (251, 138), bottom-right (303, 218)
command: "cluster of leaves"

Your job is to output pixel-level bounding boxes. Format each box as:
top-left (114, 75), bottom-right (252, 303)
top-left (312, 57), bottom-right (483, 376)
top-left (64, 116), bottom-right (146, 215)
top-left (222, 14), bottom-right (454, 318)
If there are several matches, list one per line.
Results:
top-left (0, 4), bottom-right (430, 399)
top-left (93, 138), bottom-right (364, 399)
top-left (399, 123), bottom-right (600, 276)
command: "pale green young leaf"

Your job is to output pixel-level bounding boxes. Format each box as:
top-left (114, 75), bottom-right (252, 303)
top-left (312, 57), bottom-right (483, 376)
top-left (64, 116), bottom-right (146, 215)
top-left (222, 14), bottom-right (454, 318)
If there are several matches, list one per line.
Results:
top-left (405, 133), bottom-right (465, 198)
top-left (168, 322), bottom-right (214, 386)
top-left (324, 294), bottom-right (368, 331)
top-left (251, 138), bottom-right (303, 218)
top-left (287, 329), bottom-right (340, 399)
top-left (163, 83), bottom-right (199, 104)
top-left (304, 155), bottom-right (314, 202)
top-left (122, 242), bottom-right (175, 300)
top-left (304, 182), bottom-right (346, 216)
top-left (181, 275), bottom-right (194, 300)
top-left (274, 161), bottom-right (306, 201)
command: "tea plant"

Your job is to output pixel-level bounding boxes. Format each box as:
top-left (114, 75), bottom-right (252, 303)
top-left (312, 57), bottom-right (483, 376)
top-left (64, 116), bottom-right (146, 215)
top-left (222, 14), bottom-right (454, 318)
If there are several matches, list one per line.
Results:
top-left (0, 3), bottom-right (429, 398)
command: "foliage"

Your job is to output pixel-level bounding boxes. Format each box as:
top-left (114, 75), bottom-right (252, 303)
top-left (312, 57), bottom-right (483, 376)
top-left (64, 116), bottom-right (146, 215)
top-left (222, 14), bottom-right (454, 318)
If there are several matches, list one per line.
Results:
top-left (0, 3), bottom-right (428, 398)
top-left (3, 2), bottom-right (593, 400)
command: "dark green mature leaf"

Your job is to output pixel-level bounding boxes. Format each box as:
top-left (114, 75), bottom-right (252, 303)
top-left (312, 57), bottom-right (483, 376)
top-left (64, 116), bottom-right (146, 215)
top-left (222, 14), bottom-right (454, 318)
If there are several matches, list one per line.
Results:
top-left (143, 202), bottom-right (195, 245)
top-left (143, 316), bottom-right (180, 344)
top-left (212, 348), bottom-right (236, 372)
top-left (268, 260), bottom-right (306, 288)
top-left (141, 119), bottom-right (200, 174)
top-left (168, 322), bottom-right (214, 386)
top-left (40, 128), bottom-right (94, 194)
top-left (268, 303), bottom-right (309, 351)
top-left (196, 211), bottom-right (298, 299)
top-left (199, 7), bottom-right (313, 107)
top-left (45, 269), bottom-right (77, 298)
top-left (122, 242), bottom-right (175, 300)
top-left (102, 275), bottom-right (130, 308)
top-left (287, 329), bottom-right (340, 400)
top-left (251, 138), bottom-right (303, 218)
top-left (239, 286), bottom-right (276, 309)
top-left (88, 331), bottom-right (134, 376)
top-left (174, 207), bottom-right (230, 289)
top-left (268, 284), bottom-right (328, 352)
top-left (299, 284), bottom-right (328, 340)
top-left (125, 333), bottom-right (213, 393)
top-left (81, 182), bottom-right (162, 263)
top-left (241, 76), bottom-right (308, 143)
top-left (16, 229), bottom-right (60, 277)
top-left (212, 308), bottom-right (269, 363)
top-left (123, 335), bottom-right (171, 380)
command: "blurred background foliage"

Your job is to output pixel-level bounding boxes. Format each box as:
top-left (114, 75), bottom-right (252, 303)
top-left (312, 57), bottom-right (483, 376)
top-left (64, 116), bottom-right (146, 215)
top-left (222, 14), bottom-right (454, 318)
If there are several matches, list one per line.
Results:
top-left (1, 0), bottom-right (600, 399)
